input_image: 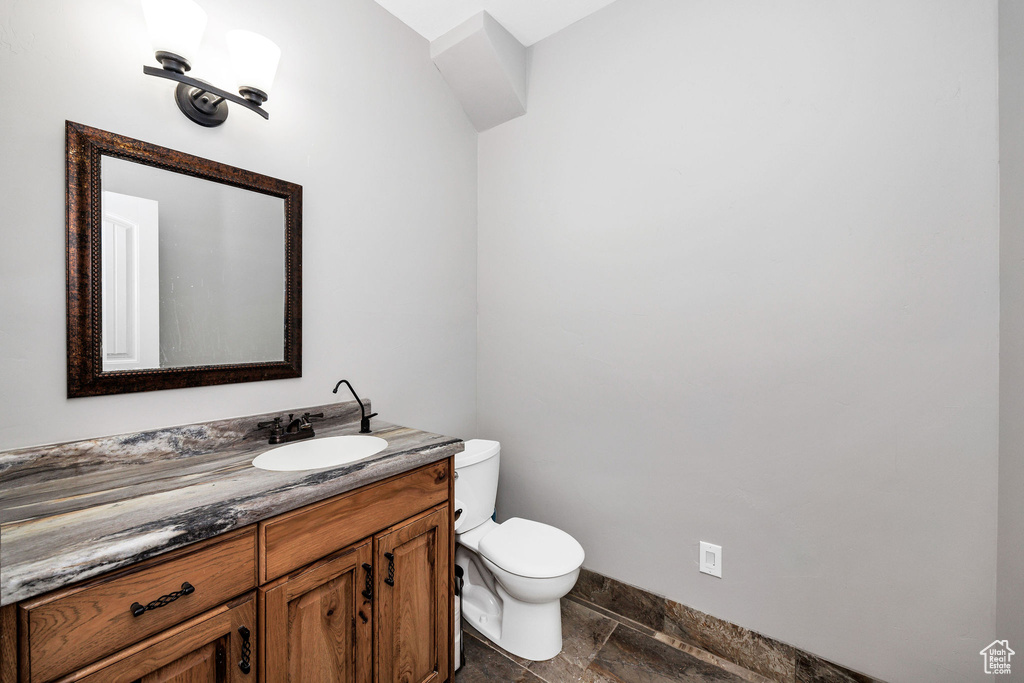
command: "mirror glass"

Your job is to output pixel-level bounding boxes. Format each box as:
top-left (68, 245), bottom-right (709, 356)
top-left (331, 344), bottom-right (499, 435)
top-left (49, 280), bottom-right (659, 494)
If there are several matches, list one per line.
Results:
top-left (100, 157), bottom-right (286, 370)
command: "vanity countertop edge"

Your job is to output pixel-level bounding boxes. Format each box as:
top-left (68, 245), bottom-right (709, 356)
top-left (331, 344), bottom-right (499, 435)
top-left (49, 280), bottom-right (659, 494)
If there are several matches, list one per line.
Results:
top-left (0, 401), bottom-right (464, 606)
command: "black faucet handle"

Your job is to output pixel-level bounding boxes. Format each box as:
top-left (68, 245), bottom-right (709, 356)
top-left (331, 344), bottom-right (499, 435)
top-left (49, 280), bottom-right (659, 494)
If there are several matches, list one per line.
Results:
top-left (360, 413), bottom-right (379, 434)
top-left (257, 417), bottom-right (284, 435)
top-left (303, 412), bottom-right (325, 421)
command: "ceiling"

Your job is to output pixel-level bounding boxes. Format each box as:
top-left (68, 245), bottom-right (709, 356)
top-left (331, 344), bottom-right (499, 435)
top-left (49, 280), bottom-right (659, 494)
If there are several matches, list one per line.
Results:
top-left (373, 0), bottom-right (620, 46)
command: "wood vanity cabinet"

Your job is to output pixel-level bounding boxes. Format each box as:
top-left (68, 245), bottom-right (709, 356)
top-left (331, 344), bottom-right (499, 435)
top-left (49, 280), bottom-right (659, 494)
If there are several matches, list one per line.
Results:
top-left (257, 461), bottom-right (452, 683)
top-left (1, 459), bottom-right (454, 683)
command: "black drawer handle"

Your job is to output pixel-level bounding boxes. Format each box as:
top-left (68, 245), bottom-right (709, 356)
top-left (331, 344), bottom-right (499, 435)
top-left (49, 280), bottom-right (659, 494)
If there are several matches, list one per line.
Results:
top-left (384, 552), bottom-right (396, 587)
top-left (130, 582), bottom-right (194, 617)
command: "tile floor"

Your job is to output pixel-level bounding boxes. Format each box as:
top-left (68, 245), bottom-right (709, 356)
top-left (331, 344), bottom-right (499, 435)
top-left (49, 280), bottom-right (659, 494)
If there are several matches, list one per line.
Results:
top-left (454, 595), bottom-right (774, 683)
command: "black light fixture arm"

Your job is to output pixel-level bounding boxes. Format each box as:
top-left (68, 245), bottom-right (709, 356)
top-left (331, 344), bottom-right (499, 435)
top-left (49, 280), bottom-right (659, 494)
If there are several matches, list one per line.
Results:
top-left (332, 379), bottom-right (378, 433)
top-left (144, 65), bottom-right (270, 125)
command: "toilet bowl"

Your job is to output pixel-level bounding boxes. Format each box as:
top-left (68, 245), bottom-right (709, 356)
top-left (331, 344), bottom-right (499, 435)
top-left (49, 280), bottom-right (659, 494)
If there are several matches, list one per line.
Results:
top-left (454, 439), bottom-right (585, 661)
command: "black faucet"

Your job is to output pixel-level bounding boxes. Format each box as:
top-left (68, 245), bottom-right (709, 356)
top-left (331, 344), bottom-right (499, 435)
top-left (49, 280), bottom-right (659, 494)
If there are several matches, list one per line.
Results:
top-left (332, 379), bottom-right (378, 433)
top-left (258, 412), bottom-right (323, 444)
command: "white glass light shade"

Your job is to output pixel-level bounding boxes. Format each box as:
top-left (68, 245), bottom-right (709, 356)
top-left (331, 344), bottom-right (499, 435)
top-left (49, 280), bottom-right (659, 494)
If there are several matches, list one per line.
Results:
top-left (226, 30), bottom-right (281, 97)
top-left (141, 0), bottom-right (207, 64)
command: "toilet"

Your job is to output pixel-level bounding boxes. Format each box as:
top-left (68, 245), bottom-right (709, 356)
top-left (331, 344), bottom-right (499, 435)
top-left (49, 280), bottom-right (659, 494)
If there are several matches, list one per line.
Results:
top-left (454, 439), bottom-right (585, 661)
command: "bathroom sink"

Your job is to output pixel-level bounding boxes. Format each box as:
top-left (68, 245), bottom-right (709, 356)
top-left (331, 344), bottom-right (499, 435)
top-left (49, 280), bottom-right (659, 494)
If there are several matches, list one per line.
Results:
top-left (252, 435), bottom-right (388, 472)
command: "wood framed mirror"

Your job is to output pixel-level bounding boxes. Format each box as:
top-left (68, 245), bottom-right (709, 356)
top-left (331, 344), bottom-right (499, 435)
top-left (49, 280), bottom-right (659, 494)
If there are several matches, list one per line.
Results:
top-left (66, 121), bottom-right (302, 397)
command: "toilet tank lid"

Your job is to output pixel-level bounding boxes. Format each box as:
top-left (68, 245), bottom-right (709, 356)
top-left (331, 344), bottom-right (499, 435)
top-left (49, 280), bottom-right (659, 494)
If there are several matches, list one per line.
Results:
top-left (478, 517), bottom-right (585, 579)
top-left (456, 439), bottom-right (500, 468)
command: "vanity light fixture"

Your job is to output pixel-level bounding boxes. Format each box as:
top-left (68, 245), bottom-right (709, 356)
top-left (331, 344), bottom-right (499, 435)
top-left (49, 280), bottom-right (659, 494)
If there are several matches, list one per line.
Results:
top-left (140, 0), bottom-right (280, 127)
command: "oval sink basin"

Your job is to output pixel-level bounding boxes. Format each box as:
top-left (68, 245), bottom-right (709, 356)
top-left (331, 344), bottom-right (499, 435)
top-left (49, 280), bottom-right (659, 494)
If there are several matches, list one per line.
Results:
top-left (252, 435), bottom-right (388, 472)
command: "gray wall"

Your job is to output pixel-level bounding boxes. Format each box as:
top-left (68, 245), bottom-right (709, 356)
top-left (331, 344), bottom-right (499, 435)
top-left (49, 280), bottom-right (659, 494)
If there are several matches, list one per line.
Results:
top-left (476, 1), bottom-right (999, 681)
top-left (999, 0), bottom-right (1024, 663)
top-left (0, 0), bottom-right (478, 447)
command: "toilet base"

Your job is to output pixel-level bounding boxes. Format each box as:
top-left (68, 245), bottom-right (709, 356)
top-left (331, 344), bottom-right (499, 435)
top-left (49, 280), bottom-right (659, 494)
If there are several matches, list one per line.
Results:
top-left (456, 547), bottom-right (566, 661)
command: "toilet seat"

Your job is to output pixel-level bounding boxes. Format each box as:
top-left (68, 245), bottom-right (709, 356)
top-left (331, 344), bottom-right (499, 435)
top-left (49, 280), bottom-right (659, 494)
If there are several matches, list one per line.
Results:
top-left (477, 517), bottom-right (585, 579)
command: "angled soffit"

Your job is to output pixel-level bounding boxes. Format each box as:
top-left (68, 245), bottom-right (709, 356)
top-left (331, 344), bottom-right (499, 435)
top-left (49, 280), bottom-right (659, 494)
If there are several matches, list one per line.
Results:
top-left (373, 0), bottom-right (619, 46)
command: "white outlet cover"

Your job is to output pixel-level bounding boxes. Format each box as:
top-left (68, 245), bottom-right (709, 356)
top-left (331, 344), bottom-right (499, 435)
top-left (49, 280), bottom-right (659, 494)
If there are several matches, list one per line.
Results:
top-left (700, 541), bottom-right (722, 578)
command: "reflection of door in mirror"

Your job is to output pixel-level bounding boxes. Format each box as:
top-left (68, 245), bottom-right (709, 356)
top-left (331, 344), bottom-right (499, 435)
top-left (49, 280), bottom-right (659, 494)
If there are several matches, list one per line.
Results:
top-left (101, 191), bottom-right (160, 371)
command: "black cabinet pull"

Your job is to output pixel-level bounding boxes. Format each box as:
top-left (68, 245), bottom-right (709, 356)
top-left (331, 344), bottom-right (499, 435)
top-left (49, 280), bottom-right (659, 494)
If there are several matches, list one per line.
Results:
top-left (362, 563), bottom-right (373, 600)
top-left (129, 582), bottom-right (194, 617)
top-left (215, 641), bottom-right (227, 681)
top-left (238, 626), bottom-right (252, 674)
top-left (384, 552), bottom-right (396, 587)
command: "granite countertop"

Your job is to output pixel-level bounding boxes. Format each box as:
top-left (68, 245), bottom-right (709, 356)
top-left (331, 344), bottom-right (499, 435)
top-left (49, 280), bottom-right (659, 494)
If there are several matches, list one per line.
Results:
top-left (0, 400), bottom-right (463, 606)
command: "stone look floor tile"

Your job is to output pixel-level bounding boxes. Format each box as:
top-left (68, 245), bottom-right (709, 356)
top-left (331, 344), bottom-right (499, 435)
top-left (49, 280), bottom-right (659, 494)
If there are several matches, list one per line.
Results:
top-left (455, 631), bottom-right (546, 683)
top-left (585, 624), bottom-right (750, 683)
top-left (569, 568), bottom-right (671, 636)
top-left (579, 665), bottom-right (624, 683)
top-left (662, 602), bottom-right (796, 683)
top-left (565, 595), bottom-right (777, 683)
top-left (460, 570), bottom-right (882, 683)
top-left (794, 652), bottom-right (881, 683)
top-left (566, 594), bottom-right (662, 638)
top-left (570, 568), bottom-right (797, 683)
top-left (528, 600), bottom-right (619, 682)
top-left (463, 622), bottom-right (532, 666)
top-left (651, 632), bottom-right (776, 683)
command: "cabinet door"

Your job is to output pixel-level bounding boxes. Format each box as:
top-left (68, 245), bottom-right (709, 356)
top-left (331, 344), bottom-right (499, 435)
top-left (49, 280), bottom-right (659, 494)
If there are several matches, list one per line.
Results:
top-left (375, 506), bottom-right (450, 683)
top-left (71, 592), bottom-right (255, 683)
top-left (260, 540), bottom-right (373, 683)
top-left (136, 638), bottom-right (225, 683)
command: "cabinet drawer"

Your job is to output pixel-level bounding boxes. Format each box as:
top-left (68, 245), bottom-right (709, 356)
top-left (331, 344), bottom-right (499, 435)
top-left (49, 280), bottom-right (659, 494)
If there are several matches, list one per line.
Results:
top-left (260, 460), bottom-right (449, 583)
top-left (19, 526), bottom-right (256, 683)
top-left (63, 592), bottom-right (255, 683)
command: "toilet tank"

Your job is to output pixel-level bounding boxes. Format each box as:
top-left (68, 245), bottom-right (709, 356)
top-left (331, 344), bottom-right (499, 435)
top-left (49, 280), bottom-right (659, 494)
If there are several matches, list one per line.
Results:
top-left (454, 439), bottom-right (500, 533)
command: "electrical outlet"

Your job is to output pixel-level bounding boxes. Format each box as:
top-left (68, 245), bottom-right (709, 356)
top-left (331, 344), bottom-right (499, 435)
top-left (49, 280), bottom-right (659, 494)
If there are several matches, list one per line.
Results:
top-left (699, 541), bottom-right (722, 578)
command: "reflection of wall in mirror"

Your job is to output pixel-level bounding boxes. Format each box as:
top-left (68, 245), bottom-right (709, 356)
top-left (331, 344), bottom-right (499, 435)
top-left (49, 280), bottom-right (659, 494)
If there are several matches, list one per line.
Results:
top-left (101, 191), bottom-right (160, 371)
top-left (102, 157), bottom-right (286, 369)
